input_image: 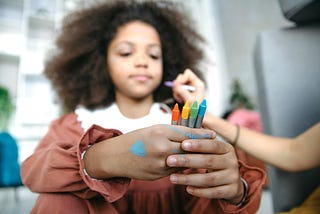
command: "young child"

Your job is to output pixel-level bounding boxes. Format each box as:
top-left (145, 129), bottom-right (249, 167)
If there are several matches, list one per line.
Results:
top-left (21, 1), bottom-right (265, 213)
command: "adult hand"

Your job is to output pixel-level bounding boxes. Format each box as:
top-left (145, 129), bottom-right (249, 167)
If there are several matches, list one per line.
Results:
top-left (172, 68), bottom-right (206, 104)
top-left (166, 139), bottom-right (244, 204)
top-left (84, 124), bottom-right (216, 181)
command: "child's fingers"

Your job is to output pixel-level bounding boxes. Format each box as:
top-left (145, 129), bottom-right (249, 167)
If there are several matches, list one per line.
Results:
top-left (181, 139), bottom-right (233, 154)
top-left (164, 124), bottom-right (215, 142)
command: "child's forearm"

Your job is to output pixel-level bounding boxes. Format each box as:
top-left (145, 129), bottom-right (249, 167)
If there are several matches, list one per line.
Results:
top-left (203, 112), bottom-right (298, 171)
top-left (292, 123), bottom-right (320, 170)
top-left (202, 112), bottom-right (239, 143)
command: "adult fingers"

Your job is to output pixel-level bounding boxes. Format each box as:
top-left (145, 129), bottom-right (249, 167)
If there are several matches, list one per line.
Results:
top-left (174, 68), bottom-right (205, 89)
top-left (172, 68), bottom-right (205, 103)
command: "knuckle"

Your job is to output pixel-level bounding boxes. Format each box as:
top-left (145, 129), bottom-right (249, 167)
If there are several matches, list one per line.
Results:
top-left (180, 155), bottom-right (189, 165)
top-left (150, 125), bottom-right (166, 136)
top-left (205, 173), bottom-right (216, 185)
top-left (229, 172), bottom-right (239, 183)
top-left (177, 175), bottom-right (187, 184)
top-left (156, 143), bottom-right (169, 153)
top-left (216, 188), bottom-right (225, 198)
top-left (231, 158), bottom-right (239, 168)
top-left (205, 157), bottom-right (214, 168)
top-left (230, 184), bottom-right (239, 198)
top-left (225, 142), bottom-right (234, 150)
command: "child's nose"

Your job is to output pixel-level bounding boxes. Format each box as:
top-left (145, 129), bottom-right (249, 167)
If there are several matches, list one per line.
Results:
top-left (134, 54), bottom-right (148, 68)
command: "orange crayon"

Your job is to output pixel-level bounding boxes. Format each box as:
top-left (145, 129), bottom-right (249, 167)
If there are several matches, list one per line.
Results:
top-left (171, 103), bottom-right (180, 125)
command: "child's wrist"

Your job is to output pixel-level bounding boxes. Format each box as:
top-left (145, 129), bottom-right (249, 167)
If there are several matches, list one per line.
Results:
top-left (224, 178), bottom-right (248, 207)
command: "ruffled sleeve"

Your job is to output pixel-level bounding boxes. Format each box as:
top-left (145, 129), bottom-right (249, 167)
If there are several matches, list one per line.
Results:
top-left (21, 113), bottom-right (130, 202)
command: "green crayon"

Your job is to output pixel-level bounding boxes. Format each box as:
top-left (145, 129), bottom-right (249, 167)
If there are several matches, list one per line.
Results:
top-left (188, 101), bottom-right (198, 128)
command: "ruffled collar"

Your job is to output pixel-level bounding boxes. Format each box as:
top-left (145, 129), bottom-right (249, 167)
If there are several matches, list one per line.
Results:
top-left (75, 103), bottom-right (171, 133)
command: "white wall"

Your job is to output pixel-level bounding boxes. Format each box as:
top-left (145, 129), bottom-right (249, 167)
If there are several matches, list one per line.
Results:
top-left (208, 0), bottom-right (292, 114)
top-left (0, 55), bottom-right (19, 98)
top-left (182, 0), bottom-right (226, 116)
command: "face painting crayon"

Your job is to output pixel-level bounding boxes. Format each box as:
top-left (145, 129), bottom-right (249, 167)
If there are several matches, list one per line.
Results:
top-left (164, 81), bottom-right (196, 92)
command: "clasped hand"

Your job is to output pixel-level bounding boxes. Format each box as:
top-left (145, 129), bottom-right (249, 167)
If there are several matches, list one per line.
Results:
top-left (85, 124), bottom-right (243, 203)
top-left (135, 124), bottom-right (244, 203)
top-left (166, 133), bottom-right (244, 203)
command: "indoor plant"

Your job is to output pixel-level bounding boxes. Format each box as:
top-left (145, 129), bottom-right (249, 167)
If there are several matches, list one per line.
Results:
top-left (0, 85), bottom-right (14, 131)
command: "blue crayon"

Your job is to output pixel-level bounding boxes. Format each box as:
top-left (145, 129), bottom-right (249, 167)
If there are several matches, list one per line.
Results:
top-left (195, 99), bottom-right (207, 128)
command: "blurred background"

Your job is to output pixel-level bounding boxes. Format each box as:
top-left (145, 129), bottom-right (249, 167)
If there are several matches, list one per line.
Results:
top-left (0, 0), bottom-right (295, 213)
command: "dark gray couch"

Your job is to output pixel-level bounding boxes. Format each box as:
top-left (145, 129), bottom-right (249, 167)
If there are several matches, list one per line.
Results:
top-left (253, 0), bottom-right (320, 212)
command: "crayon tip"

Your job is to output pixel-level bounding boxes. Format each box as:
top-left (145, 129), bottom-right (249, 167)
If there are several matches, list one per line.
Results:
top-left (164, 81), bottom-right (173, 87)
top-left (189, 101), bottom-right (199, 118)
top-left (171, 103), bottom-right (180, 123)
top-left (198, 99), bottom-right (207, 116)
top-left (181, 101), bottom-right (190, 119)
top-left (164, 81), bottom-right (196, 92)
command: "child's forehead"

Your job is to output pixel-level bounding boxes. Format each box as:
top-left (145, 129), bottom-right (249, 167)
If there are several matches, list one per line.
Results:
top-left (111, 21), bottom-right (161, 44)
top-left (117, 20), bottom-right (157, 33)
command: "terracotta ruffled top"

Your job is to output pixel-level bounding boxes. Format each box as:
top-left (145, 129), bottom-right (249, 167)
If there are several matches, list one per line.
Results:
top-left (21, 112), bottom-right (266, 213)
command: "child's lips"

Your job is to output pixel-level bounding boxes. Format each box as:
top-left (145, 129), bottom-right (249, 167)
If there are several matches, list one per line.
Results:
top-left (131, 75), bottom-right (151, 82)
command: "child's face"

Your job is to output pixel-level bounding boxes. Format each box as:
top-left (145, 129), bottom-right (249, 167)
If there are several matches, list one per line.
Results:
top-left (107, 20), bottom-right (163, 101)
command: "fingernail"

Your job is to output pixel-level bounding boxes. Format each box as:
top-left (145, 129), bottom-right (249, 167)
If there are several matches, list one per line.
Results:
top-left (186, 186), bottom-right (194, 194)
top-left (183, 141), bottom-right (191, 150)
top-left (170, 175), bottom-right (178, 183)
top-left (167, 156), bottom-right (177, 166)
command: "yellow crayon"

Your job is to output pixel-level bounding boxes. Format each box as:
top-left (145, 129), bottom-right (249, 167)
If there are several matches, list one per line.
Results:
top-left (180, 101), bottom-right (190, 126)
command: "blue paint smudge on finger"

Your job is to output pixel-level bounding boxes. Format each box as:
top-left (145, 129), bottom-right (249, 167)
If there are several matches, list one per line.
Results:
top-left (130, 140), bottom-right (146, 157)
top-left (166, 125), bottom-right (212, 139)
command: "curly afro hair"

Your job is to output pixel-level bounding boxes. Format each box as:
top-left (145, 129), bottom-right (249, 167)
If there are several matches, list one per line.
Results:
top-left (44, 0), bottom-right (205, 112)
